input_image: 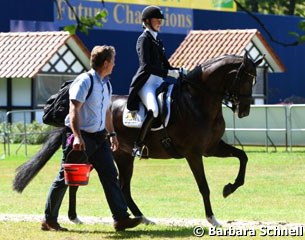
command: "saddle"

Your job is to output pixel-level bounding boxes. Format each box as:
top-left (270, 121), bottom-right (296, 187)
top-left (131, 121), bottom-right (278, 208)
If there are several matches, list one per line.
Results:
top-left (123, 82), bottom-right (174, 130)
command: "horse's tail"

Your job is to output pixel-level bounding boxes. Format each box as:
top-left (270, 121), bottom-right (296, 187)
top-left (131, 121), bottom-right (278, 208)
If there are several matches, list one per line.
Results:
top-left (13, 128), bottom-right (64, 193)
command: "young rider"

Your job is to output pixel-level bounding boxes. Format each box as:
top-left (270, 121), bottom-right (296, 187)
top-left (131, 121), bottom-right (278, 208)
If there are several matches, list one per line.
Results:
top-left (127, 5), bottom-right (184, 157)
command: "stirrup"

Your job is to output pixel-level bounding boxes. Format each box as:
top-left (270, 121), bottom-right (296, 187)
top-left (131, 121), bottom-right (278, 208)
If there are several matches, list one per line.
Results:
top-left (132, 145), bottom-right (149, 159)
top-left (139, 145), bottom-right (149, 159)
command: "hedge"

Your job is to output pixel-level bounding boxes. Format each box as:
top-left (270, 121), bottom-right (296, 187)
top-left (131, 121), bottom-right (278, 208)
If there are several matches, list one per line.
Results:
top-left (0, 122), bottom-right (55, 144)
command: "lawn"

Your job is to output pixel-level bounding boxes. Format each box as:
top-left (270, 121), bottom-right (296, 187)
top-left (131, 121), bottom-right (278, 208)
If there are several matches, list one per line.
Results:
top-left (0, 145), bottom-right (305, 239)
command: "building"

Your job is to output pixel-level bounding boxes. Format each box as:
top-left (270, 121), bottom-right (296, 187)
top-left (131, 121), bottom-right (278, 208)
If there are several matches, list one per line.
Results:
top-left (0, 31), bottom-right (89, 122)
top-left (0, 0), bottom-right (304, 112)
top-left (169, 29), bottom-right (285, 104)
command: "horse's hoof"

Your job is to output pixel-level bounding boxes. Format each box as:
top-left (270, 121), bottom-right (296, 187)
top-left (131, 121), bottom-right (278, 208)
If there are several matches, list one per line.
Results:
top-left (69, 216), bottom-right (83, 224)
top-left (140, 216), bottom-right (155, 225)
top-left (223, 183), bottom-right (233, 198)
top-left (206, 215), bottom-right (221, 227)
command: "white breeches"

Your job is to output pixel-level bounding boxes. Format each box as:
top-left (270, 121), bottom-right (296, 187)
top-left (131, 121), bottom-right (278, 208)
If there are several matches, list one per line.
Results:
top-left (138, 74), bottom-right (164, 118)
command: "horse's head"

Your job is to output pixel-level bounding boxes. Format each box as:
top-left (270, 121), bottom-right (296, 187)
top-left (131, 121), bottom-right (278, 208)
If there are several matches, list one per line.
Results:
top-left (181, 53), bottom-right (263, 118)
top-left (226, 53), bottom-right (263, 118)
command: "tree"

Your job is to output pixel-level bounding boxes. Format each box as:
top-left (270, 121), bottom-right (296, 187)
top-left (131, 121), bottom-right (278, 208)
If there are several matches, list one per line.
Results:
top-left (248, 0), bottom-right (258, 12)
top-left (235, 0), bottom-right (305, 46)
top-left (236, 0), bottom-right (305, 16)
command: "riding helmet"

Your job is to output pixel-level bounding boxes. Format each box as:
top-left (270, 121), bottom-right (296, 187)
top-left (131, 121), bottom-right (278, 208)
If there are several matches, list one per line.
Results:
top-left (141, 5), bottom-right (165, 20)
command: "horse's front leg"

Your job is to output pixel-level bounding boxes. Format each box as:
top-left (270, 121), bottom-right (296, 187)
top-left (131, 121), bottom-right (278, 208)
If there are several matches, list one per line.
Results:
top-left (213, 140), bottom-right (248, 198)
top-left (185, 154), bottom-right (221, 227)
top-left (114, 150), bottom-right (153, 225)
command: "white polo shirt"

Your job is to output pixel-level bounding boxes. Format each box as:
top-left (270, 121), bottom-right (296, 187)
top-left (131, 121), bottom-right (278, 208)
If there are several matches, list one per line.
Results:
top-left (65, 69), bottom-right (112, 133)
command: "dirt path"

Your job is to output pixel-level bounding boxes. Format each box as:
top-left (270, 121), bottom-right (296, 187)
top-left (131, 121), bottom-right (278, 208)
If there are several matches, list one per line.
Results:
top-left (0, 213), bottom-right (304, 229)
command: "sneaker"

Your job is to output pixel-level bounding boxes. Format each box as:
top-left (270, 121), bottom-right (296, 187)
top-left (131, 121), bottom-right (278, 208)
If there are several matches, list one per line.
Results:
top-left (41, 220), bottom-right (68, 231)
top-left (113, 217), bottom-right (142, 231)
top-left (69, 216), bottom-right (83, 224)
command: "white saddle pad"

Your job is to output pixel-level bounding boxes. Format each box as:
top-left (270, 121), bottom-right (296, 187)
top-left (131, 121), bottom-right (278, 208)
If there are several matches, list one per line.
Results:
top-left (123, 84), bottom-right (174, 131)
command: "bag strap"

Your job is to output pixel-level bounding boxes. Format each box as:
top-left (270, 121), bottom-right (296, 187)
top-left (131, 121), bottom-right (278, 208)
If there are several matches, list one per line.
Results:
top-left (86, 72), bottom-right (111, 98)
top-left (106, 80), bottom-right (111, 95)
top-left (86, 72), bottom-right (94, 100)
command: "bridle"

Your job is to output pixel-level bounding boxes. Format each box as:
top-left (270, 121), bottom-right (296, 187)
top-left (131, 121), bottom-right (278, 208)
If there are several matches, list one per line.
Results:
top-left (179, 59), bottom-right (256, 112)
top-left (223, 63), bottom-right (256, 112)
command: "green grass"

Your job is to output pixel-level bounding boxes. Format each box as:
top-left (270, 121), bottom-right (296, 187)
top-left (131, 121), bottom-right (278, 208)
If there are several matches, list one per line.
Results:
top-left (0, 145), bottom-right (305, 239)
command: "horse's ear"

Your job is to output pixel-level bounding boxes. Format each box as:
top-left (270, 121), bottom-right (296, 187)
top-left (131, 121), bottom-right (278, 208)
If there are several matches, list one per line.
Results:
top-left (255, 55), bottom-right (264, 67)
top-left (243, 51), bottom-right (249, 62)
top-left (255, 58), bottom-right (263, 67)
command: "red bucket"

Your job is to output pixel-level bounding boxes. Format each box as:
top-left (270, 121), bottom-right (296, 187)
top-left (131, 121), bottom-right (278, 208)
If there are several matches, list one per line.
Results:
top-left (63, 163), bottom-right (92, 186)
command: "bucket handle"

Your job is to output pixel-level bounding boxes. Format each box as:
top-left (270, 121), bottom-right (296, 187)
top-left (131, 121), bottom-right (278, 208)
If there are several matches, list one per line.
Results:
top-left (65, 150), bottom-right (89, 164)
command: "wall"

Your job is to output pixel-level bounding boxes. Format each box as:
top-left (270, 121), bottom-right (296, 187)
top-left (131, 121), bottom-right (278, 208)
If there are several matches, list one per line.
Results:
top-left (76, 29), bottom-right (185, 95)
top-left (1, 1), bottom-right (305, 103)
top-left (0, 79), bottom-right (7, 106)
top-left (0, 0), bottom-right (53, 32)
top-left (223, 104), bottom-right (305, 148)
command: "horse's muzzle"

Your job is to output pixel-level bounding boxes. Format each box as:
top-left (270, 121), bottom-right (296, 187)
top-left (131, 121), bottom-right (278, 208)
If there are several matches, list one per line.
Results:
top-left (236, 105), bottom-right (250, 118)
top-left (238, 111), bottom-right (249, 118)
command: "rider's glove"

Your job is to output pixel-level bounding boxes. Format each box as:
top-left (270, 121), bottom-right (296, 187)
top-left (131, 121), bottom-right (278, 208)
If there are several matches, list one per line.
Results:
top-left (167, 69), bottom-right (180, 79)
top-left (179, 67), bottom-right (188, 76)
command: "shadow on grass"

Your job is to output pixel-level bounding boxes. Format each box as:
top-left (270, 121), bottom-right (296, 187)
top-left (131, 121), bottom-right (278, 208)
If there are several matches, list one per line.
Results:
top-left (68, 226), bottom-right (199, 238)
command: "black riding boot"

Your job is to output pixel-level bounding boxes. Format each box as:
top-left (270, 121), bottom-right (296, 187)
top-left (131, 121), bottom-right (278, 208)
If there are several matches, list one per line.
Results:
top-left (132, 110), bottom-right (154, 158)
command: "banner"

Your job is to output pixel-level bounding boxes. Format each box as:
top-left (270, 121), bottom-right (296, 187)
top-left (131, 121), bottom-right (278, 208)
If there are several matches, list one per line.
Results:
top-left (55, 0), bottom-right (193, 34)
top-left (88, 0), bottom-right (236, 12)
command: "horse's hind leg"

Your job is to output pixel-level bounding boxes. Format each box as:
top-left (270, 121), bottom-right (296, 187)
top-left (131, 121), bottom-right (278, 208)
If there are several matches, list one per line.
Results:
top-left (213, 140), bottom-right (248, 198)
top-left (68, 186), bottom-right (83, 223)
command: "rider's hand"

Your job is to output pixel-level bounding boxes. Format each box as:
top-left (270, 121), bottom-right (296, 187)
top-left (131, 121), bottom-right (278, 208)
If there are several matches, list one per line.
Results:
top-left (179, 67), bottom-right (188, 76)
top-left (167, 69), bottom-right (180, 79)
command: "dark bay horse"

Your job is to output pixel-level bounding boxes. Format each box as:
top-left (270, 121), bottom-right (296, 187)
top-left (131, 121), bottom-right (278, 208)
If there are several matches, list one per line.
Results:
top-left (13, 53), bottom-right (262, 226)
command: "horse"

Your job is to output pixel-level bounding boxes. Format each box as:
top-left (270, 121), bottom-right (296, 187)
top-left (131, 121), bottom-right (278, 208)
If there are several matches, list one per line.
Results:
top-left (13, 53), bottom-right (262, 227)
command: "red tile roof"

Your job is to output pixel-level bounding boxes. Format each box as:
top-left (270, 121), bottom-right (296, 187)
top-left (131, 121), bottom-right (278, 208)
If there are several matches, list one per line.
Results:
top-left (169, 29), bottom-right (285, 72)
top-left (0, 31), bottom-right (90, 78)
